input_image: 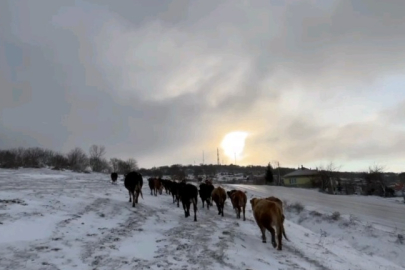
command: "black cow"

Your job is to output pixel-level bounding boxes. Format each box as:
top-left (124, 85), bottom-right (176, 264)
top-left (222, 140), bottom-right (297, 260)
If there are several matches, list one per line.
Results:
top-left (170, 181), bottom-right (181, 207)
top-left (110, 172), bottom-right (118, 183)
top-left (148, 178), bottom-right (155, 195)
top-left (199, 183), bottom-right (214, 209)
top-left (179, 182), bottom-right (198, 222)
top-left (124, 171), bottom-right (144, 207)
top-left (161, 179), bottom-right (171, 194)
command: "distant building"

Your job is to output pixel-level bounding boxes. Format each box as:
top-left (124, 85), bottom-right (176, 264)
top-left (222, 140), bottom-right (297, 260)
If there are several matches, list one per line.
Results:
top-left (282, 169), bottom-right (321, 188)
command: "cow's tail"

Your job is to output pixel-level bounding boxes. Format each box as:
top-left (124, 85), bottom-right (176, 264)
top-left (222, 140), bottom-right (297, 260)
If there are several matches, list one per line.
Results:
top-left (137, 183), bottom-right (144, 199)
top-left (282, 225), bottom-right (289, 241)
top-left (221, 197), bottom-right (226, 208)
top-left (233, 194), bottom-right (240, 208)
top-left (191, 196), bottom-right (197, 208)
top-left (281, 214), bottom-right (289, 241)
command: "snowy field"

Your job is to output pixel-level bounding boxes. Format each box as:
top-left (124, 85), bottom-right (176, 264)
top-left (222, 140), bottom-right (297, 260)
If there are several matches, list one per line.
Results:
top-left (0, 168), bottom-right (404, 270)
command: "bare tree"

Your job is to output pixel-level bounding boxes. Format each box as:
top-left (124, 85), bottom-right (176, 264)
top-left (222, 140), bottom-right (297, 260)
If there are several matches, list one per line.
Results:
top-left (399, 172), bottom-right (405, 184)
top-left (318, 162), bottom-right (342, 194)
top-left (51, 153), bottom-right (69, 170)
top-left (364, 164), bottom-right (388, 197)
top-left (126, 158), bottom-right (138, 171)
top-left (89, 145), bottom-right (106, 159)
top-left (151, 166), bottom-right (163, 178)
top-left (22, 147), bottom-right (53, 168)
top-left (168, 164), bottom-right (186, 180)
top-left (67, 147), bottom-right (88, 172)
top-left (109, 158), bottom-right (139, 174)
top-left (0, 149), bottom-right (19, 168)
top-left (110, 158), bottom-right (119, 172)
top-left (342, 177), bottom-right (356, 195)
top-left (193, 166), bottom-right (203, 179)
top-left (89, 145), bottom-right (106, 172)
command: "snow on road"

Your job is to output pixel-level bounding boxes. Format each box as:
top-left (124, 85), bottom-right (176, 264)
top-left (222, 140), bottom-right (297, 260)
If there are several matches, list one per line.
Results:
top-left (0, 168), bottom-right (404, 270)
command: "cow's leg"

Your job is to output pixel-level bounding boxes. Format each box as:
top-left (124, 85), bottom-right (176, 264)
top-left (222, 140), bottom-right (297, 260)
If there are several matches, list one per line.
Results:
top-left (202, 199), bottom-right (204, 209)
top-left (259, 225), bottom-right (267, 243)
top-left (269, 226), bottom-right (277, 248)
top-left (276, 224), bottom-right (283, 250)
top-left (182, 201), bottom-right (188, 218)
top-left (207, 200), bottom-right (210, 210)
top-left (128, 191), bottom-right (132, 202)
top-left (193, 199), bottom-right (197, 222)
top-left (132, 192), bottom-right (135, 207)
top-left (217, 203), bottom-right (221, 215)
top-left (221, 203), bottom-right (224, 217)
top-left (243, 205), bottom-right (246, 221)
top-left (186, 202), bottom-right (190, 217)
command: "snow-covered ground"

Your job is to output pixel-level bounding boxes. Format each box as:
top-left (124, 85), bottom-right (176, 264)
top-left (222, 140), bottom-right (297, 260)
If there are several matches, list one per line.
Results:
top-left (0, 168), bottom-right (404, 270)
top-left (231, 184), bottom-right (405, 230)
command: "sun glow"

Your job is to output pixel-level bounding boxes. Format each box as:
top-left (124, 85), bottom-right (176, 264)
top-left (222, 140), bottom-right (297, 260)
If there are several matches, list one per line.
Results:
top-left (221, 131), bottom-right (248, 161)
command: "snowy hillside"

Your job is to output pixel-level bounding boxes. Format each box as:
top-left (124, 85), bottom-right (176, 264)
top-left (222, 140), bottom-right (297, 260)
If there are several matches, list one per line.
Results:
top-left (0, 168), bottom-right (404, 270)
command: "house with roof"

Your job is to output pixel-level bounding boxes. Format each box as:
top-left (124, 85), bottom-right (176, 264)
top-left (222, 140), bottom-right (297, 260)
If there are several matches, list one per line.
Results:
top-left (282, 168), bottom-right (321, 188)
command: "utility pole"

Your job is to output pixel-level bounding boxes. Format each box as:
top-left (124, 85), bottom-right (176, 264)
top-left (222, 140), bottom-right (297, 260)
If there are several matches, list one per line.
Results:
top-left (273, 161), bottom-right (281, 186)
top-left (202, 151), bottom-right (204, 165)
top-left (217, 148), bottom-right (220, 165)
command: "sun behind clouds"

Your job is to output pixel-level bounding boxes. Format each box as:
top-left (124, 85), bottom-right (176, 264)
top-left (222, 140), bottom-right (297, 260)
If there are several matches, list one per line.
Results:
top-left (221, 131), bottom-right (248, 162)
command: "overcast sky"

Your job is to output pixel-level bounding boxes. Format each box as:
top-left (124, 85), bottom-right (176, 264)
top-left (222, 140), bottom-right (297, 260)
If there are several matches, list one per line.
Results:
top-left (1, 0), bottom-right (405, 172)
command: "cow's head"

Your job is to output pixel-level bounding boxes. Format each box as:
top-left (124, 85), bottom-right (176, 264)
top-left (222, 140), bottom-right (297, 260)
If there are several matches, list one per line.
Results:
top-left (250, 197), bottom-right (260, 208)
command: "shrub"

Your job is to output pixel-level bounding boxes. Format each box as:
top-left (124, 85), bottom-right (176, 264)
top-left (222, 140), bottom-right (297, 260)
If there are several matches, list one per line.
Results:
top-left (67, 147), bottom-right (89, 172)
top-left (330, 211), bottom-right (341, 221)
top-left (309, 210), bottom-right (323, 217)
top-left (396, 234), bottom-right (404, 245)
top-left (286, 202), bottom-right (304, 213)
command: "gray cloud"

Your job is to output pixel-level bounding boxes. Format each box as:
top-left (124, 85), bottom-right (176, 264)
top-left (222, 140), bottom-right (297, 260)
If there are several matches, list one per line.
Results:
top-left (1, 0), bottom-right (405, 170)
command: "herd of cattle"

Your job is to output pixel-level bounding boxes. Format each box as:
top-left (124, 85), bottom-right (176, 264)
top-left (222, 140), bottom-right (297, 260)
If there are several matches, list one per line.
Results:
top-left (110, 171), bottom-right (289, 251)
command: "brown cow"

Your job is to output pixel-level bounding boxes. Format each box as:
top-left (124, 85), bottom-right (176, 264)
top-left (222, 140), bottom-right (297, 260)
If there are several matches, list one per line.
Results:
top-left (211, 186), bottom-right (227, 217)
top-left (265, 196), bottom-right (288, 241)
top-left (230, 190), bottom-right (247, 221)
top-left (265, 196), bottom-right (283, 208)
top-left (250, 198), bottom-right (287, 250)
top-left (153, 178), bottom-right (163, 196)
